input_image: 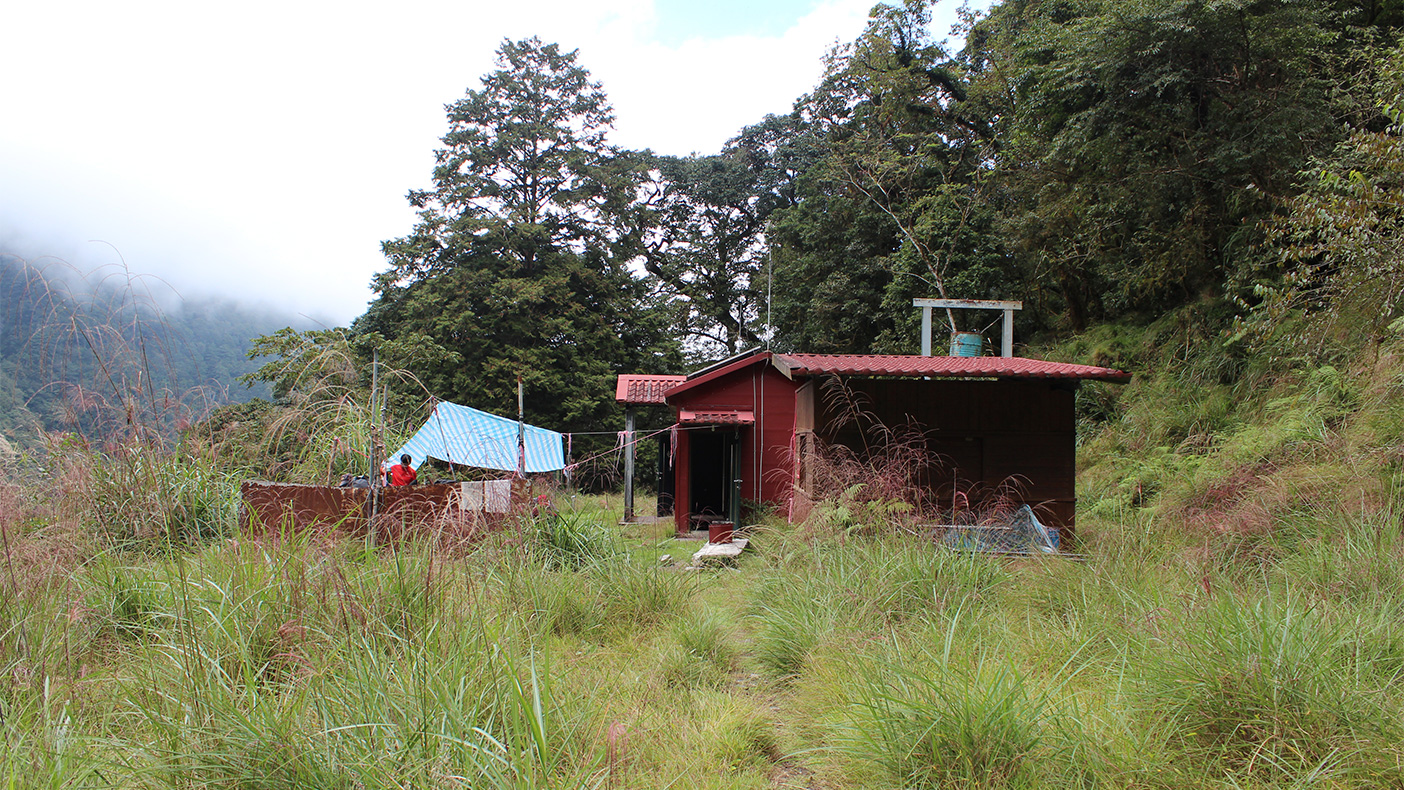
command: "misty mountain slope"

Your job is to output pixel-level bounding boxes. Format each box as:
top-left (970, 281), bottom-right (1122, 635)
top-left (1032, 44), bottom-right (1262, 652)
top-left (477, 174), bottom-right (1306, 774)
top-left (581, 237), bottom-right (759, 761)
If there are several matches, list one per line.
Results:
top-left (0, 250), bottom-right (316, 443)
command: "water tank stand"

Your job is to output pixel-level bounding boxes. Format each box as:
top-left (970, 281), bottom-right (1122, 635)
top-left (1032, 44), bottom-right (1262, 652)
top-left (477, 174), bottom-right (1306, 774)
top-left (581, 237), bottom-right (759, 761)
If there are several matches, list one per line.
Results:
top-left (914, 298), bottom-right (1023, 357)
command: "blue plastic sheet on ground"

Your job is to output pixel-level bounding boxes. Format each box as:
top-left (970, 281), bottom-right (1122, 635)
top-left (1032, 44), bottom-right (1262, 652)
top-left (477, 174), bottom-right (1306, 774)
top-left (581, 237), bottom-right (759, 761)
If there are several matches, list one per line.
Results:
top-left (937, 505), bottom-right (1060, 554)
top-left (387, 401), bottom-right (564, 474)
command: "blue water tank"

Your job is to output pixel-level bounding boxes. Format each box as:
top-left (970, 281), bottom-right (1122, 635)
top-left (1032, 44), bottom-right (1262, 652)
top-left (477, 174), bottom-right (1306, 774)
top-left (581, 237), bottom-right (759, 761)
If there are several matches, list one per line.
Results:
top-left (949, 332), bottom-right (984, 357)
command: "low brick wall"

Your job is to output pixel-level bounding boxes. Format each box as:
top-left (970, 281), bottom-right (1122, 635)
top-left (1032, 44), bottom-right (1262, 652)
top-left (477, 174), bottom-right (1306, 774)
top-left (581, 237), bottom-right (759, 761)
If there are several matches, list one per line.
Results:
top-left (240, 479), bottom-right (533, 540)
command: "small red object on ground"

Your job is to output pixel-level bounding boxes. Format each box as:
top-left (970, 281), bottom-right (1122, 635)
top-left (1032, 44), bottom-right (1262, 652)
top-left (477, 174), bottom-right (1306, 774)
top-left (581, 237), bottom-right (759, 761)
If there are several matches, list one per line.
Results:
top-left (708, 521), bottom-right (734, 544)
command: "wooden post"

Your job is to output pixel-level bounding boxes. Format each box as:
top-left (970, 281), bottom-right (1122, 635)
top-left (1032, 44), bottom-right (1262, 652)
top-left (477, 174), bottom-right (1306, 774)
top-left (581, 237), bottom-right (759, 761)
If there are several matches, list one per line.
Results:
top-left (516, 374), bottom-right (525, 478)
top-left (1002, 309), bottom-right (1015, 358)
top-left (623, 407), bottom-right (635, 522)
top-left (564, 434), bottom-right (572, 491)
top-left (920, 305), bottom-right (933, 356)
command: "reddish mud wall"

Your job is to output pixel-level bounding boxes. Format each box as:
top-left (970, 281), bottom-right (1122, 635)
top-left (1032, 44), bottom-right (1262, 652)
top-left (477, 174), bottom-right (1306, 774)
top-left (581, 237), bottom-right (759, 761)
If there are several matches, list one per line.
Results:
top-left (240, 479), bottom-right (532, 540)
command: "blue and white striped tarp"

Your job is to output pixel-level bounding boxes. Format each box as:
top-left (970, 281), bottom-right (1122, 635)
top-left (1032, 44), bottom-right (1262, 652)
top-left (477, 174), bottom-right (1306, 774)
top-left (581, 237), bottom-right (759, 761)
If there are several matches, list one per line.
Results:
top-left (386, 401), bottom-right (565, 474)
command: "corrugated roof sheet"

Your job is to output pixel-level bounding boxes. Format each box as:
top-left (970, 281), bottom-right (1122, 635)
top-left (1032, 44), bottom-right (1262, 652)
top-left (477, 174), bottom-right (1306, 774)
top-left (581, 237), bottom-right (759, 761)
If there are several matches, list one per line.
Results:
top-left (616, 374), bottom-right (688, 405)
top-left (774, 354), bottom-right (1130, 382)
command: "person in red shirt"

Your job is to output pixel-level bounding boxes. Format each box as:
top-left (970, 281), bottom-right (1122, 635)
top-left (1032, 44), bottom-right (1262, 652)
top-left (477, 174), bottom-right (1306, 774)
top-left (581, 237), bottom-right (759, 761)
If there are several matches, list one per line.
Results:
top-left (387, 454), bottom-right (417, 486)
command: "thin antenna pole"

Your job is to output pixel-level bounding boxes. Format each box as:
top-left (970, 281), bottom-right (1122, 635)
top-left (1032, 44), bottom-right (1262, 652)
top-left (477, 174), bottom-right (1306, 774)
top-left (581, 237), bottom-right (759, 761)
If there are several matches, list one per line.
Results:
top-left (517, 374), bottom-right (526, 478)
top-left (371, 348), bottom-right (381, 478)
top-left (766, 252), bottom-right (773, 349)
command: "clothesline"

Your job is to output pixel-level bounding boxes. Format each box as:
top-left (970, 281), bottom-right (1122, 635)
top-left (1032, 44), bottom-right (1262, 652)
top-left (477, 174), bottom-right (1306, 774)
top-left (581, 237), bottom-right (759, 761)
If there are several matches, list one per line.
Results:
top-left (561, 421), bottom-right (733, 473)
top-left (563, 422), bottom-right (680, 473)
top-left (559, 424), bottom-right (723, 437)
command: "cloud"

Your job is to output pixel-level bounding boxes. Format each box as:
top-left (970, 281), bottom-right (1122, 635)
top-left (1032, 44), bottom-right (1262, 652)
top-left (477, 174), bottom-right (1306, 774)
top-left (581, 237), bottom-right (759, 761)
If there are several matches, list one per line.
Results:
top-left (0, 0), bottom-right (980, 324)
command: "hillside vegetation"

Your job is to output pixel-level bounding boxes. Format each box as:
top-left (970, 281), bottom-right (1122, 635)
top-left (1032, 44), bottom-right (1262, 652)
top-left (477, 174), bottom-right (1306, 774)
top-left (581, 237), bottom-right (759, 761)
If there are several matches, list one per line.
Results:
top-left (1, 315), bottom-right (1401, 788)
top-left (0, 251), bottom-right (314, 448)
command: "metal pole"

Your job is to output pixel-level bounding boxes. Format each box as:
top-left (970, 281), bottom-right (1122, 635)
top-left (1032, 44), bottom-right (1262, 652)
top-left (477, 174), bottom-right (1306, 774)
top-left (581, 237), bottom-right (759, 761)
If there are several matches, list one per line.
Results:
top-left (516, 374), bottom-right (525, 478)
top-left (914, 299), bottom-right (1023, 358)
top-left (623, 407), bottom-right (635, 522)
top-left (729, 432), bottom-right (742, 528)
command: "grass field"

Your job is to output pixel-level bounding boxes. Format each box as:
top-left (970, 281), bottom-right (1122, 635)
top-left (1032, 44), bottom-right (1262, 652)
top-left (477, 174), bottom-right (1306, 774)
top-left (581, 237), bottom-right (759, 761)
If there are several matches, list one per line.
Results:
top-left (4, 484), bottom-right (1404, 789)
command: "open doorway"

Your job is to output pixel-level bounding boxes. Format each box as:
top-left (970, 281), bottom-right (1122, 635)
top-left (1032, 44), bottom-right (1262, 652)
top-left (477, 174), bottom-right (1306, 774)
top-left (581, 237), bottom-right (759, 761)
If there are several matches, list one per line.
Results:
top-left (656, 433), bottom-right (676, 516)
top-left (688, 429), bottom-right (740, 527)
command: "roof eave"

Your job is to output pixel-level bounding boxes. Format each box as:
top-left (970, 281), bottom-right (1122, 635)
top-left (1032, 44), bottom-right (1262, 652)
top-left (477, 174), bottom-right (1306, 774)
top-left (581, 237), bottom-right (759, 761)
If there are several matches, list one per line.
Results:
top-left (664, 352), bottom-right (776, 402)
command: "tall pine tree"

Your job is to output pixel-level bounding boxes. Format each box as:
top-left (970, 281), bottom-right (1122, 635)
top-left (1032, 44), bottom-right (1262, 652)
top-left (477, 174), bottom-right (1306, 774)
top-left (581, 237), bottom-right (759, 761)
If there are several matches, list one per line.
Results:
top-left (357, 38), bottom-right (676, 432)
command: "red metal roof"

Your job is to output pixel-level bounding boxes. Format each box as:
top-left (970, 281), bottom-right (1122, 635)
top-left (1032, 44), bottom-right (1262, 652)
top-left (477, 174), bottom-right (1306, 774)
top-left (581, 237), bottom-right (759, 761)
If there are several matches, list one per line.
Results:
top-left (616, 374), bottom-right (688, 405)
top-left (773, 353), bottom-right (1130, 382)
top-left (670, 352), bottom-right (768, 396)
top-left (678, 409), bottom-right (755, 425)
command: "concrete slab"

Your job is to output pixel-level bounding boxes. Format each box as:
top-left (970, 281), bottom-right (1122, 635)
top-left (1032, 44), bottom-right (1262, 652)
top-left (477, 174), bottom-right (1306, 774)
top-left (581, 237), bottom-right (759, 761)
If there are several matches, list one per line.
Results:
top-left (691, 537), bottom-right (749, 565)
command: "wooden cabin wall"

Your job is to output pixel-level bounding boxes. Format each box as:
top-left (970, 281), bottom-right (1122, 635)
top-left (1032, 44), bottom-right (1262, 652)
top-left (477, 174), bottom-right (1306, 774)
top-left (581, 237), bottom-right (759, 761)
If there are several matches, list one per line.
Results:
top-left (669, 365), bottom-right (799, 534)
top-left (811, 377), bottom-right (1078, 531)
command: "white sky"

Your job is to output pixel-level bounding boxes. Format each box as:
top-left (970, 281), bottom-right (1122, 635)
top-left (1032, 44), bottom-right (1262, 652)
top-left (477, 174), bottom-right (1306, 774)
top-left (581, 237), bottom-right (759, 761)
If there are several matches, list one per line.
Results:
top-left (1, 0), bottom-right (987, 325)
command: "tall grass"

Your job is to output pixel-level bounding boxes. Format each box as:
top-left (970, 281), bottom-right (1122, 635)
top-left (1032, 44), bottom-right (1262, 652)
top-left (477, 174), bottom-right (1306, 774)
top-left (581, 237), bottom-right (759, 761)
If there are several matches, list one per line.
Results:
top-left (44, 436), bottom-right (239, 548)
top-left (29, 534), bottom-right (622, 788)
top-left (501, 552), bottom-right (693, 642)
top-left (844, 655), bottom-right (1052, 790)
top-left (526, 509), bottom-right (620, 571)
top-left (1143, 592), bottom-right (1404, 784)
top-left (750, 533), bottom-right (1006, 678)
top-left (4, 311), bottom-right (1403, 788)
top-left (658, 609), bottom-right (738, 690)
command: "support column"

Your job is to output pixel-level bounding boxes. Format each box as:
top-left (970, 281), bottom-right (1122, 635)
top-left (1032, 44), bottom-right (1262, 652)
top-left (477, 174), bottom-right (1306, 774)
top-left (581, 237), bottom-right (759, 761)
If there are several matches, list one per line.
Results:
top-left (623, 407), bottom-right (635, 522)
top-left (920, 305), bottom-right (933, 356)
top-left (1002, 309), bottom-right (1014, 358)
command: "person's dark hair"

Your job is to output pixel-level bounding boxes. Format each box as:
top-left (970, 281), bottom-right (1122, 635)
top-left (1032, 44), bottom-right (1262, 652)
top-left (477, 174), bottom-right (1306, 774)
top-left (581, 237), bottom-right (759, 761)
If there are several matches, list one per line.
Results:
top-left (400, 454), bottom-right (412, 465)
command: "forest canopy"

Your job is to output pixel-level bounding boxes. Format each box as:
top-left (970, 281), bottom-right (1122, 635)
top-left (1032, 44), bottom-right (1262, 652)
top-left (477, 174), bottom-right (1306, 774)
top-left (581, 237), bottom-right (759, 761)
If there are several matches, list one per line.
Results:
top-left (259, 0), bottom-right (1404, 443)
